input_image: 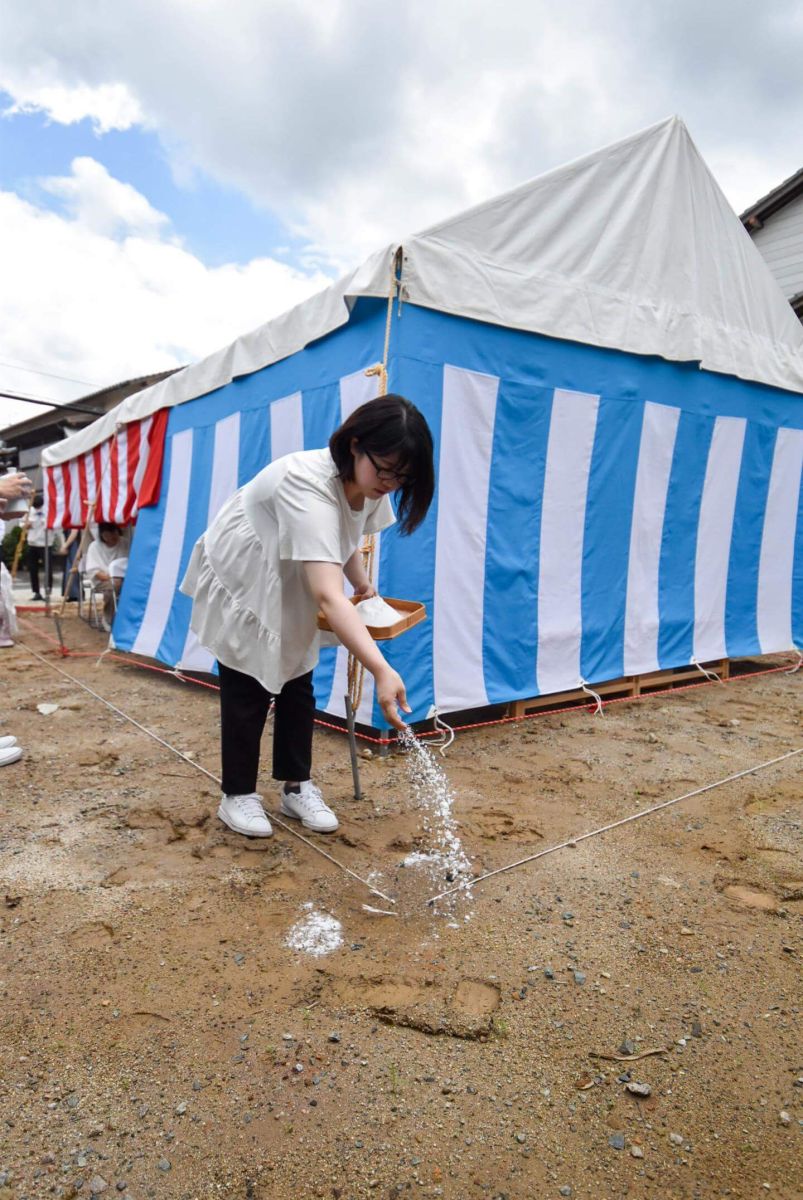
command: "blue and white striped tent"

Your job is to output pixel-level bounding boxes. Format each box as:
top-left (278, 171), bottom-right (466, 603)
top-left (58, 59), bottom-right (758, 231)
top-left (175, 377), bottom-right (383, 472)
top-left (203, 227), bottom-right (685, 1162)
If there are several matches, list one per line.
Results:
top-left (44, 118), bottom-right (803, 731)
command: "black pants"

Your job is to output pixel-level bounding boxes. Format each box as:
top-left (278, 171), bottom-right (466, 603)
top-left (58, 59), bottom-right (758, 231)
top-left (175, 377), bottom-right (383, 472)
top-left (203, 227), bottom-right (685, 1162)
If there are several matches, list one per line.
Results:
top-left (28, 547), bottom-right (53, 596)
top-left (218, 662), bottom-right (315, 795)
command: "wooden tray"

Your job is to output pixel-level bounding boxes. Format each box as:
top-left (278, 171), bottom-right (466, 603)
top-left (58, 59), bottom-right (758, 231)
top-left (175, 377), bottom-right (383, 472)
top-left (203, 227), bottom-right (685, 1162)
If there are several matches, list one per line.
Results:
top-left (317, 596), bottom-right (427, 641)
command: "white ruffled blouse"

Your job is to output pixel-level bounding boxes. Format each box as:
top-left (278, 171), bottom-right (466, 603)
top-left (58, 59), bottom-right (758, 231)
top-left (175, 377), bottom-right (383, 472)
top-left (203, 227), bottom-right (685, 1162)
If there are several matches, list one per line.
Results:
top-left (180, 448), bottom-right (395, 693)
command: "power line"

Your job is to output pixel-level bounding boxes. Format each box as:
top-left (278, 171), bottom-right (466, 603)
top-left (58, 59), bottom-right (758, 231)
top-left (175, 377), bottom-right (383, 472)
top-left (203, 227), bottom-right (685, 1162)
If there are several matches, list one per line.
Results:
top-left (0, 384), bottom-right (60, 402)
top-left (0, 359), bottom-right (99, 388)
top-left (0, 390), bottom-right (101, 417)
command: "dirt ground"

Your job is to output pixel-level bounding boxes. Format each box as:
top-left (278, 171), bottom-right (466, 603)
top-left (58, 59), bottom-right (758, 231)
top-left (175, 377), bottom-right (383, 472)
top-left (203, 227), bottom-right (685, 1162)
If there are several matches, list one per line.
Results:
top-left (1, 611), bottom-right (801, 1200)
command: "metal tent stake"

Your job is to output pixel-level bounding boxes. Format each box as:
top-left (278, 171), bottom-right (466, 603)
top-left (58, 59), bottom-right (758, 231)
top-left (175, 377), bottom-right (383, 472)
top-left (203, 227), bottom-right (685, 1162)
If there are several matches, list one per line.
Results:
top-left (52, 613), bottom-right (66, 655)
top-left (344, 693), bottom-right (363, 801)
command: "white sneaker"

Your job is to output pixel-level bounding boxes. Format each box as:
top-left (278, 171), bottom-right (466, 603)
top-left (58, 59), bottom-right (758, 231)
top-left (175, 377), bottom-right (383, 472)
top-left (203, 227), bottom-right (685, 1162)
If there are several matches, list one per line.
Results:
top-left (279, 781), bottom-right (338, 833)
top-left (0, 736), bottom-right (18, 749)
top-left (0, 745), bottom-right (23, 767)
top-left (217, 793), bottom-right (273, 837)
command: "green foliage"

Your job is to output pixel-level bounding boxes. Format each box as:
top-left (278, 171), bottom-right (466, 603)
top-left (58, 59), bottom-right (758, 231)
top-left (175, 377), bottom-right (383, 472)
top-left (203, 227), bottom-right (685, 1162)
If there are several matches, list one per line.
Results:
top-left (1, 524), bottom-right (27, 570)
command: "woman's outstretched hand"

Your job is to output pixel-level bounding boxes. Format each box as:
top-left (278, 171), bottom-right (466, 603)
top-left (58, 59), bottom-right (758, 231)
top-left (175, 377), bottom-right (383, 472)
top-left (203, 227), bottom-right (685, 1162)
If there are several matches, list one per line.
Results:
top-left (375, 665), bottom-right (411, 731)
top-left (303, 561), bottom-right (411, 730)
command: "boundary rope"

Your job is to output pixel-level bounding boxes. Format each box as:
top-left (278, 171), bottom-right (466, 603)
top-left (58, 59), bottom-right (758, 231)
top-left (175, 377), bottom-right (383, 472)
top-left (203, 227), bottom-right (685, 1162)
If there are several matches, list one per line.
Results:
top-left (425, 746), bottom-right (803, 906)
top-left (16, 609), bottom-right (801, 744)
top-left (13, 616), bottom-right (801, 912)
top-left (15, 636), bottom-right (396, 905)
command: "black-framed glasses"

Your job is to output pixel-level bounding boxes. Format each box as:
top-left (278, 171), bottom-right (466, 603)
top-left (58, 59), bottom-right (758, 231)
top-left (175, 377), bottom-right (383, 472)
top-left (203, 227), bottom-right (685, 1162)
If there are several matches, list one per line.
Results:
top-left (363, 448), bottom-right (412, 487)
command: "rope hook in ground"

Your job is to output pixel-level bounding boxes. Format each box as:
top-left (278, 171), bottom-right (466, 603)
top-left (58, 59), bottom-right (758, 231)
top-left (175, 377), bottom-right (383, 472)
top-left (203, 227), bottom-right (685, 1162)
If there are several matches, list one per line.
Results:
top-left (425, 746), bottom-right (803, 906)
top-left (17, 639), bottom-right (396, 905)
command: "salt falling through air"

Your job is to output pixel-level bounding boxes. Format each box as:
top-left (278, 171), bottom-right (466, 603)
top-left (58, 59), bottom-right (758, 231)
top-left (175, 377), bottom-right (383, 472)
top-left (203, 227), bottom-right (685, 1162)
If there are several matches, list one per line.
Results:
top-left (398, 727), bottom-right (472, 906)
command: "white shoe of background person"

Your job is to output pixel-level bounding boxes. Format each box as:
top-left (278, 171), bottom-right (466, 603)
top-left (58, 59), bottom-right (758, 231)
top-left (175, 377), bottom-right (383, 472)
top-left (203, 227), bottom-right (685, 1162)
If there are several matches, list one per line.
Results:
top-left (0, 743), bottom-right (22, 767)
top-left (217, 792), bottom-right (273, 837)
top-left (0, 736), bottom-right (18, 749)
top-left (279, 780), bottom-right (339, 833)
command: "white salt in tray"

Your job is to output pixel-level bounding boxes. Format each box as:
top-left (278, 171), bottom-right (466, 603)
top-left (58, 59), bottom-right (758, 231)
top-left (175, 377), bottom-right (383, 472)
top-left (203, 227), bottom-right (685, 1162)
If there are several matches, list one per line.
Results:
top-left (317, 595), bottom-right (426, 641)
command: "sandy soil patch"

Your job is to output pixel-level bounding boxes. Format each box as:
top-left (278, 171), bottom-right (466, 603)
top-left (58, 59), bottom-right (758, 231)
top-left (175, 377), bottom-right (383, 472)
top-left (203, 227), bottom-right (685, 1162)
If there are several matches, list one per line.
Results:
top-left (0, 612), bottom-right (801, 1199)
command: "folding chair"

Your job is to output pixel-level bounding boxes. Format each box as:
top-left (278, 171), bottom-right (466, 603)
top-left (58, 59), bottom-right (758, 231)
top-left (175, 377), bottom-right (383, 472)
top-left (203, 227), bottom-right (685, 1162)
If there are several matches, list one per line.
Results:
top-left (79, 571), bottom-right (110, 632)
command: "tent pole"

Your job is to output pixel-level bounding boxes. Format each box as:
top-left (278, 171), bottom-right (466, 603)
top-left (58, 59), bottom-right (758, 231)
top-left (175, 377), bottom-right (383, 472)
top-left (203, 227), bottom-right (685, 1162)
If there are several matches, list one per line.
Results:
top-left (58, 520), bottom-right (95, 618)
top-left (342, 249), bottom-right (403, 800)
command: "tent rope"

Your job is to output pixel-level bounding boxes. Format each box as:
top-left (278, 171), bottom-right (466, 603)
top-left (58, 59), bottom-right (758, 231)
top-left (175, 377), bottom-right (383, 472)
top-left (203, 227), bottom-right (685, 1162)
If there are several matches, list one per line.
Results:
top-left (16, 638), bottom-right (396, 904)
top-left (430, 708), bottom-right (455, 756)
top-left (349, 249), bottom-right (405, 719)
top-left (19, 611), bottom-right (801, 746)
top-left (364, 247), bottom-right (403, 396)
top-left (690, 656), bottom-right (722, 684)
top-left (579, 678), bottom-right (604, 715)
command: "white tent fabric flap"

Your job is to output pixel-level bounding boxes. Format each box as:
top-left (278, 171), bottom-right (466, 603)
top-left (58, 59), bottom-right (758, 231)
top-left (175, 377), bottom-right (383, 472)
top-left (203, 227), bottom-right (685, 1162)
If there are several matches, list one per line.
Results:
top-left (42, 116), bottom-right (803, 471)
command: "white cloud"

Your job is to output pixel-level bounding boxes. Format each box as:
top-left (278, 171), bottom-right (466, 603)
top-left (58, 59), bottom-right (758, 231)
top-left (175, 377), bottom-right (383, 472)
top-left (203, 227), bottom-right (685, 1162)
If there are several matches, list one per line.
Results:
top-left (0, 160), bottom-right (332, 428)
top-left (1, 0), bottom-right (802, 428)
top-left (1, 0), bottom-right (800, 273)
top-left (42, 156), bottom-right (169, 237)
top-left (2, 80), bottom-right (142, 133)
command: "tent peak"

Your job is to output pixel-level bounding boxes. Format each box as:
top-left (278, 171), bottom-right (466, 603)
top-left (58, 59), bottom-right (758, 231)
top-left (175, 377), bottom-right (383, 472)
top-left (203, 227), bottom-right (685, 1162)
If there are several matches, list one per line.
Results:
top-left (42, 115), bottom-right (803, 472)
top-left (412, 116), bottom-right (688, 244)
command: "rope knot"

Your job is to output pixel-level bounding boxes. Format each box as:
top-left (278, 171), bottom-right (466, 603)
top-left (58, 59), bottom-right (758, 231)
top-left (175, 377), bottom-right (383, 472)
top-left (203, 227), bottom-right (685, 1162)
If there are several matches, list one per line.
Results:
top-left (428, 706), bottom-right (455, 756)
top-left (690, 657), bottom-right (722, 684)
top-left (785, 646), bottom-right (803, 674)
top-left (579, 678), bottom-right (604, 716)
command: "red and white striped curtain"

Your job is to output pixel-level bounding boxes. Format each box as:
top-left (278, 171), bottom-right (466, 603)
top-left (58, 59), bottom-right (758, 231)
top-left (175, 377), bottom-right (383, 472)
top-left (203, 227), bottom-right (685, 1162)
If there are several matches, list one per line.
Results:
top-left (43, 409), bottom-right (168, 529)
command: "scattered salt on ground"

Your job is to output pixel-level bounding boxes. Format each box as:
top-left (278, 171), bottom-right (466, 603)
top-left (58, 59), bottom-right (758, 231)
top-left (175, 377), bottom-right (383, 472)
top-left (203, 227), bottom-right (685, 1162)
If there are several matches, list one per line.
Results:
top-left (285, 903), bottom-right (343, 957)
top-left (398, 727), bottom-right (473, 908)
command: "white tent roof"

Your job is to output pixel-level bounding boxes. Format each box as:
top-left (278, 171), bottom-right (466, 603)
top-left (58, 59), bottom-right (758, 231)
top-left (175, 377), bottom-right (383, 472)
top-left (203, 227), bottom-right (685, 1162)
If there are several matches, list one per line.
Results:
top-left (43, 116), bottom-right (803, 467)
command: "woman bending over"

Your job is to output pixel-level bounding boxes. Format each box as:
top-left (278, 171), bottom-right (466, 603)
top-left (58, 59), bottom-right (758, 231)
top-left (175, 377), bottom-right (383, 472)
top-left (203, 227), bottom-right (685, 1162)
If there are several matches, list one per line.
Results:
top-left (181, 394), bottom-right (434, 838)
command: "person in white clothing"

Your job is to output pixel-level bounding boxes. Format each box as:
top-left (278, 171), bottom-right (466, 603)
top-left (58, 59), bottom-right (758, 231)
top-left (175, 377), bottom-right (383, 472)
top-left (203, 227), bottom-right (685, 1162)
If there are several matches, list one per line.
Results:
top-left (26, 497), bottom-right (52, 601)
top-left (0, 470), bottom-right (32, 649)
top-left (85, 523), bottom-right (130, 629)
top-left (0, 472), bottom-right (32, 757)
top-left (181, 393), bottom-right (435, 839)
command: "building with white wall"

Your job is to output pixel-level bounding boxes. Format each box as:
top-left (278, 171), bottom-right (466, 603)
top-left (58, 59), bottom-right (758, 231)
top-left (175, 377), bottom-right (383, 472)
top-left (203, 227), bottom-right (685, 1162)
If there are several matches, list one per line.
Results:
top-left (742, 169), bottom-right (803, 323)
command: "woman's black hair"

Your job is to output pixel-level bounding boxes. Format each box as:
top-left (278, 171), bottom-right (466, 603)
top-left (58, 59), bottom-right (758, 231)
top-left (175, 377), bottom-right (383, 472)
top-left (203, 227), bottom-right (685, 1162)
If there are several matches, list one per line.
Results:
top-left (329, 394), bottom-right (434, 535)
top-left (97, 521), bottom-right (121, 537)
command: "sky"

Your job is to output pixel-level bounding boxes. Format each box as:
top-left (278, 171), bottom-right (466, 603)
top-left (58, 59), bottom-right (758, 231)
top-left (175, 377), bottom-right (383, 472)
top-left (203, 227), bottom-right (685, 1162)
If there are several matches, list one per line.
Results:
top-left (1, 0), bottom-right (802, 432)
